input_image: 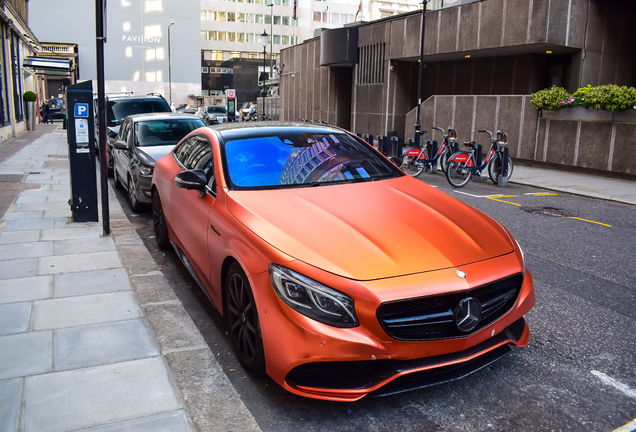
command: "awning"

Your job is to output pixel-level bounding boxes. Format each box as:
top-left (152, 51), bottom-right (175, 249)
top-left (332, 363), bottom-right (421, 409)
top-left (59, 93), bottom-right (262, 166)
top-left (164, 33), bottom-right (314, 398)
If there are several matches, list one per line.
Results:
top-left (23, 57), bottom-right (71, 72)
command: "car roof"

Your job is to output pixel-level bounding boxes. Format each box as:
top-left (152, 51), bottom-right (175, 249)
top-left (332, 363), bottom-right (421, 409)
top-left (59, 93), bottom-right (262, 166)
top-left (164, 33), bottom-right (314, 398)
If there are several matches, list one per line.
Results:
top-left (207, 121), bottom-right (343, 140)
top-left (126, 113), bottom-right (203, 122)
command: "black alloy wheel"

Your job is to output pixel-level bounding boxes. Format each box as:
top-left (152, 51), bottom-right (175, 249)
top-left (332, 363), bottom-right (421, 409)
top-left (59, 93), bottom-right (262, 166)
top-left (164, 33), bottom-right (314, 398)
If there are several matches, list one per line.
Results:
top-left (128, 176), bottom-right (142, 213)
top-left (225, 263), bottom-right (266, 375)
top-left (152, 189), bottom-right (170, 250)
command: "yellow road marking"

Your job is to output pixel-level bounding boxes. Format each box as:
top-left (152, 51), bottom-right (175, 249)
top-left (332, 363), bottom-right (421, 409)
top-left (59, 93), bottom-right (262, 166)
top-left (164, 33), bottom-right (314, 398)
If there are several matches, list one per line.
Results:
top-left (565, 217), bottom-right (611, 227)
top-left (486, 197), bottom-right (522, 206)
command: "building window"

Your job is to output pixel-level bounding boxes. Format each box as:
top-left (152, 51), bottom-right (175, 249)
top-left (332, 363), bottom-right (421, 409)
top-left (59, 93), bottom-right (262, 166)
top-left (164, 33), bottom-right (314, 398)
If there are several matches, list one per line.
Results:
top-left (228, 12), bottom-right (236, 21)
top-left (330, 13), bottom-right (339, 23)
top-left (273, 35), bottom-right (281, 44)
top-left (283, 16), bottom-right (290, 26)
top-left (274, 16), bottom-right (281, 25)
top-left (257, 14), bottom-right (263, 23)
top-left (200, 31), bottom-right (208, 40)
top-left (265, 14), bottom-right (271, 25)
top-left (218, 11), bottom-right (226, 21)
top-left (228, 32), bottom-right (236, 42)
top-left (283, 0), bottom-right (290, 4)
top-left (282, 35), bottom-right (289, 45)
top-left (246, 13), bottom-right (255, 23)
top-left (230, 52), bottom-right (241, 59)
top-left (237, 33), bottom-right (245, 42)
top-left (209, 30), bottom-right (217, 40)
top-left (248, 52), bottom-right (260, 59)
top-left (238, 13), bottom-right (245, 22)
top-left (313, 12), bottom-right (321, 21)
top-left (218, 32), bottom-right (227, 41)
top-left (201, 67), bottom-right (209, 73)
top-left (200, 10), bottom-right (207, 20)
top-left (202, 90), bottom-right (209, 96)
top-left (211, 51), bottom-right (223, 61)
top-left (274, 0), bottom-right (281, 4)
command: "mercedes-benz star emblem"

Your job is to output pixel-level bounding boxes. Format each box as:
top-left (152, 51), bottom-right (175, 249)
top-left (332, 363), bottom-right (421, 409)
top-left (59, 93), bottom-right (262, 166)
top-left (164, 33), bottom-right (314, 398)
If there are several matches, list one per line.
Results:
top-left (456, 270), bottom-right (466, 279)
top-left (455, 297), bottom-right (482, 332)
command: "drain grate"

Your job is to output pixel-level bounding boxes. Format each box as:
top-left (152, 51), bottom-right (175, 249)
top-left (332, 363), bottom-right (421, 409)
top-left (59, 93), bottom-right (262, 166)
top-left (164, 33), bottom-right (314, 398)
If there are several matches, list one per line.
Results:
top-left (522, 206), bottom-right (572, 218)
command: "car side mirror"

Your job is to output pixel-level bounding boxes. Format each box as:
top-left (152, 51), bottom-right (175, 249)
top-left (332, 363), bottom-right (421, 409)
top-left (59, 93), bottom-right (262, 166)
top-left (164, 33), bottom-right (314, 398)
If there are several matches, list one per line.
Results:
top-left (175, 169), bottom-right (207, 197)
top-left (113, 141), bottom-right (127, 150)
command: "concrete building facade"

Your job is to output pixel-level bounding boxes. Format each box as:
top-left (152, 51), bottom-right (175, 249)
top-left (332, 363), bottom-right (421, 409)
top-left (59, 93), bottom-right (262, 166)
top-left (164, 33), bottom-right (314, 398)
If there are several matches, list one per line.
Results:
top-left (279, 0), bottom-right (636, 175)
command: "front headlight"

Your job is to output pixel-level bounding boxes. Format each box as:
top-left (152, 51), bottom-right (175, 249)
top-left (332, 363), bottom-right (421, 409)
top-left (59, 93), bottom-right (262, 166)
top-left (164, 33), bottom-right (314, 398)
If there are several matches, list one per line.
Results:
top-left (514, 239), bottom-right (526, 275)
top-left (140, 166), bottom-right (153, 176)
top-left (269, 264), bottom-right (358, 328)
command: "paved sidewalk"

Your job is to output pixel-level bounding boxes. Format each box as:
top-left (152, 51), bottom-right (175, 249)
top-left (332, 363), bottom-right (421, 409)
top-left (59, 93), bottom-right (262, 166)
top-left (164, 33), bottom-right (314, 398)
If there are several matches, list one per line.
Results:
top-left (0, 127), bottom-right (260, 432)
top-left (511, 164), bottom-right (636, 206)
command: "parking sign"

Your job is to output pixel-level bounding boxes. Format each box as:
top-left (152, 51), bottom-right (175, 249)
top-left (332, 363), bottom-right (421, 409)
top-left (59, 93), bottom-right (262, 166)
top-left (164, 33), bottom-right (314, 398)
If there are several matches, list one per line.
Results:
top-left (74, 103), bottom-right (89, 118)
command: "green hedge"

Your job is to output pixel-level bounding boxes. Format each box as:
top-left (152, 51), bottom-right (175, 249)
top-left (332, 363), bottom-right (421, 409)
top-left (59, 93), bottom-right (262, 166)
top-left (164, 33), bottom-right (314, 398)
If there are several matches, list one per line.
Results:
top-left (23, 91), bottom-right (37, 102)
top-left (531, 84), bottom-right (636, 112)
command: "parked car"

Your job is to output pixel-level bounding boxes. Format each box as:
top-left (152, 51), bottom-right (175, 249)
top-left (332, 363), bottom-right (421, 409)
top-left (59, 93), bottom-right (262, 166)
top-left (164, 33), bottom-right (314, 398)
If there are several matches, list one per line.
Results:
top-left (94, 93), bottom-right (172, 170)
top-left (198, 105), bottom-right (227, 125)
top-left (48, 98), bottom-right (64, 120)
top-left (238, 101), bottom-right (257, 121)
top-left (150, 122), bottom-right (535, 401)
top-left (111, 113), bottom-right (205, 212)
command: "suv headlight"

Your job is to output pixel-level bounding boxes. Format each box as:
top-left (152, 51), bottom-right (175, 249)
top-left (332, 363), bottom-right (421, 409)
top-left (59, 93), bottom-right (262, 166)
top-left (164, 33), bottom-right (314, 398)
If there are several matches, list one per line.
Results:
top-left (140, 166), bottom-right (153, 176)
top-left (269, 265), bottom-right (358, 328)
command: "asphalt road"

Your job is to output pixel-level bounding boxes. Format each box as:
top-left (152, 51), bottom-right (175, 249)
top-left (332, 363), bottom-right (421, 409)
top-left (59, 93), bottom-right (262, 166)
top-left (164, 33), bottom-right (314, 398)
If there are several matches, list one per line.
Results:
top-left (111, 170), bottom-right (636, 432)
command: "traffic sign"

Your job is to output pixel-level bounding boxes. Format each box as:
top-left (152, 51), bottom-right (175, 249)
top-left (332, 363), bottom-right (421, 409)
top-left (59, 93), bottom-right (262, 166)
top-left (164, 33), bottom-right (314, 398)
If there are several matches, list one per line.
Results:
top-left (226, 89), bottom-right (236, 98)
top-left (74, 103), bottom-right (89, 118)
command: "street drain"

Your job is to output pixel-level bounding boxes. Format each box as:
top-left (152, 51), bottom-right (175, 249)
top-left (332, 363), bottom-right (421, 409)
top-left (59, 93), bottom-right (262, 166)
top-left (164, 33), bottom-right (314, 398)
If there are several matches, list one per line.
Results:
top-left (522, 206), bottom-right (572, 218)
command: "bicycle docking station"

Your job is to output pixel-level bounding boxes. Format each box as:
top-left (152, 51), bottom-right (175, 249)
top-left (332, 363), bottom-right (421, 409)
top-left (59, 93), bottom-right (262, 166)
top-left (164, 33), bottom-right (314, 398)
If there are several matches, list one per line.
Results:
top-left (496, 146), bottom-right (509, 187)
top-left (425, 140), bottom-right (438, 173)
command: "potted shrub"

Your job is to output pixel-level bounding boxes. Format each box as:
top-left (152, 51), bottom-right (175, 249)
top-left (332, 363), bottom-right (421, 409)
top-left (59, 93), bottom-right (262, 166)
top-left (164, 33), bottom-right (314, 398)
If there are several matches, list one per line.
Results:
top-left (23, 91), bottom-right (38, 130)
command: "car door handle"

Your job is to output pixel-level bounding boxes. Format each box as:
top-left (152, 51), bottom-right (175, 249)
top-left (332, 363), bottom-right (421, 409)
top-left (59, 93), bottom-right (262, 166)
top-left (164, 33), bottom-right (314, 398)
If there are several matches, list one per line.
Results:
top-left (210, 225), bottom-right (220, 236)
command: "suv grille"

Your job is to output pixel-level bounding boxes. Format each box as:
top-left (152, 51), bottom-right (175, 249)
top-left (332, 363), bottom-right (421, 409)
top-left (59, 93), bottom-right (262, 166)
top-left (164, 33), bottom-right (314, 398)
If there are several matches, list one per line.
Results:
top-left (376, 274), bottom-right (523, 340)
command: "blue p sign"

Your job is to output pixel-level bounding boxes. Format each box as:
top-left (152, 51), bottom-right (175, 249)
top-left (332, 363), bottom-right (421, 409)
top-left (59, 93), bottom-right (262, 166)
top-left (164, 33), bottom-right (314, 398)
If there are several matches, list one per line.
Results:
top-left (75, 103), bottom-right (89, 118)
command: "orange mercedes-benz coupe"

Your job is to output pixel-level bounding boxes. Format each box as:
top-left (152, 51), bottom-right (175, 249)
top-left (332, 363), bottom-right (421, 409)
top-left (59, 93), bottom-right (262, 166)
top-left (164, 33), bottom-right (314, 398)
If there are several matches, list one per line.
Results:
top-left (151, 122), bottom-right (535, 401)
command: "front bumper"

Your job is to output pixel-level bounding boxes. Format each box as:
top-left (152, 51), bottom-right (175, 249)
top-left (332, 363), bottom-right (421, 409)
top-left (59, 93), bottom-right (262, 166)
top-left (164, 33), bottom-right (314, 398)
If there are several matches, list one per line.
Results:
top-left (252, 255), bottom-right (535, 402)
top-left (134, 174), bottom-right (153, 204)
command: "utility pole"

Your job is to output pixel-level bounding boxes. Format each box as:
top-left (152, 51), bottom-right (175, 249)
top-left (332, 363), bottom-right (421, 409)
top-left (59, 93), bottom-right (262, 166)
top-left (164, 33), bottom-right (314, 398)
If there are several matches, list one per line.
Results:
top-left (414, 0), bottom-right (429, 149)
top-left (95, 0), bottom-right (109, 235)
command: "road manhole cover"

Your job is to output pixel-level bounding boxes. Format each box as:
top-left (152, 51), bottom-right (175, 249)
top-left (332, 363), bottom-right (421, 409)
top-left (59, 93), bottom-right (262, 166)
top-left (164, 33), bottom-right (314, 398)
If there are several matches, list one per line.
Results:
top-left (522, 206), bottom-right (572, 217)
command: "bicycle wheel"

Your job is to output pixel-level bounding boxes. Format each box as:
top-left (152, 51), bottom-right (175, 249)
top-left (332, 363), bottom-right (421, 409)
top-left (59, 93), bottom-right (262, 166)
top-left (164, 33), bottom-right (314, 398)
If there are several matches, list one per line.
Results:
top-left (440, 148), bottom-right (451, 174)
top-left (446, 155), bottom-right (473, 188)
top-left (488, 153), bottom-right (514, 184)
top-left (401, 155), bottom-right (426, 177)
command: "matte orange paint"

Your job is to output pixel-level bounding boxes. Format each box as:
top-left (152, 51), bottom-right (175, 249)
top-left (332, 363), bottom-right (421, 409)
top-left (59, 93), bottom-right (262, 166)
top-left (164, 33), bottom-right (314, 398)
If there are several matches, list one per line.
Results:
top-left (152, 126), bottom-right (536, 401)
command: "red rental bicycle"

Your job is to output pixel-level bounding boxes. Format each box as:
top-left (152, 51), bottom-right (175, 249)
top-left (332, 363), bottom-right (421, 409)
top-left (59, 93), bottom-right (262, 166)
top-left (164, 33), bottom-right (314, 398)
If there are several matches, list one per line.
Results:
top-left (445, 129), bottom-right (514, 188)
top-left (400, 127), bottom-right (458, 178)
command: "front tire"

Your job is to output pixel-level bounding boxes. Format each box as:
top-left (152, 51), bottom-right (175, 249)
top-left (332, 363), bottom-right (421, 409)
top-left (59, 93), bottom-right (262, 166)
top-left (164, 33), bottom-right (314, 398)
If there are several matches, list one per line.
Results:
top-left (152, 189), bottom-right (170, 250)
top-left (128, 176), bottom-right (142, 213)
top-left (401, 153), bottom-right (426, 177)
top-left (225, 263), bottom-right (266, 375)
top-left (114, 171), bottom-right (124, 190)
top-left (440, 148), bottom-right (451, 174)
top-left (446, 156), bottom-right (473, 188)
top-left (488, 153), bottom-right (514, 184)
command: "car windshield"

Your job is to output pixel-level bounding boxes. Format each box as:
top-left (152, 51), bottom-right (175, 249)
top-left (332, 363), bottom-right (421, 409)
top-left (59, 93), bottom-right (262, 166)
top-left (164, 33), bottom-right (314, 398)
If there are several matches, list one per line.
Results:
top-left (207, 106), bottom-right (226, 114)
top-left (135, 118), bottom-right (205, 147)
top-left (108, 99), bottom-right (171, 126)
top-left (223, 130), bottom-right (402, 189)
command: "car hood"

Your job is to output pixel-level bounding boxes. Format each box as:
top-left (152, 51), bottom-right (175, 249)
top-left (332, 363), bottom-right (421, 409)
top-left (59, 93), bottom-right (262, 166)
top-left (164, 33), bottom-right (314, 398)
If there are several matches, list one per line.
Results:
top-left (226, 177), bottom-right (514, 281)
top-left (137, 145), bottom-right (174, 166)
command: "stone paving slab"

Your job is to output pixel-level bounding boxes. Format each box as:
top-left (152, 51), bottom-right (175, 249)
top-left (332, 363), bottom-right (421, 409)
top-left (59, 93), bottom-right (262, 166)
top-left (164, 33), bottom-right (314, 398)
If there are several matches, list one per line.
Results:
top-left (3, 217), bottom-right (55, 231)
top-left (43, 209), bottom-right (72, 218)
top-left (0, 230), bottom-right (40, 245)
top-left (0, 275), bottom-right (53, 304)
top-left (0, 331), bottom-right (52, 380)
top-left (14, 202), bottom-right (57, 211)
top-left (0, 302), bottom-right (31, 336)
top-left (31, 292), bottom-right (142, 330)
top-left (37, 251), bottom-right (122, 275)
top-left (54, 268), bottom-right (132, 298)
top-left (24, 357), bottom-right (182, 432)
top-left (0, 241), bottom-right (54, 261)
top-left (75, 410), bottom-right (193, 432)
top-left (15, 195), bottom-right (47, 203)
top-left (40, 227), bottom-right (101, 241)
top-left (0, 258), bottom-right (36, 279)
top-left (0, 378), bottom-right (22, 432)
top-left (6, 210), bottom-right (43, 220)
top-left (54, 319), bottom-right (159, 371)
top-left (54, 237), bottom-right (116, 256)
top-left (142, 303), bottom-right (206, 353)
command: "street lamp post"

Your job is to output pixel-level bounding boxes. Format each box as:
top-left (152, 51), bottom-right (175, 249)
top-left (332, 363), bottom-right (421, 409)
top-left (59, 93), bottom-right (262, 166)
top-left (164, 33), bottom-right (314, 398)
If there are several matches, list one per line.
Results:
top-left (414, 1), bottom-right (428, 149)
top-left (261, 30), bottom-right (268, 120)
top-left (168, 21), bottom-right (174, 104)
top-left (261, 29), bottom-right (267, 120)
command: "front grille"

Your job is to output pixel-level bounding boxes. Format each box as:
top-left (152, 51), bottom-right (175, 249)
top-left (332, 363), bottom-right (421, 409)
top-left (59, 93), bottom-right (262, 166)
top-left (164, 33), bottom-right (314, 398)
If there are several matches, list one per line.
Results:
top-left (376, 274), bottom-right (523, 341)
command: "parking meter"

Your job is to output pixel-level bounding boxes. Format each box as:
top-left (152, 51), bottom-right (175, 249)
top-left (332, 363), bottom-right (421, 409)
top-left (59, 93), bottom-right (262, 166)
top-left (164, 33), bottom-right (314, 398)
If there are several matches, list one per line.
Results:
top-left (67, 80), bottom-right (98, 222)
top-left (226, 89), bottom-right (236, 122)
